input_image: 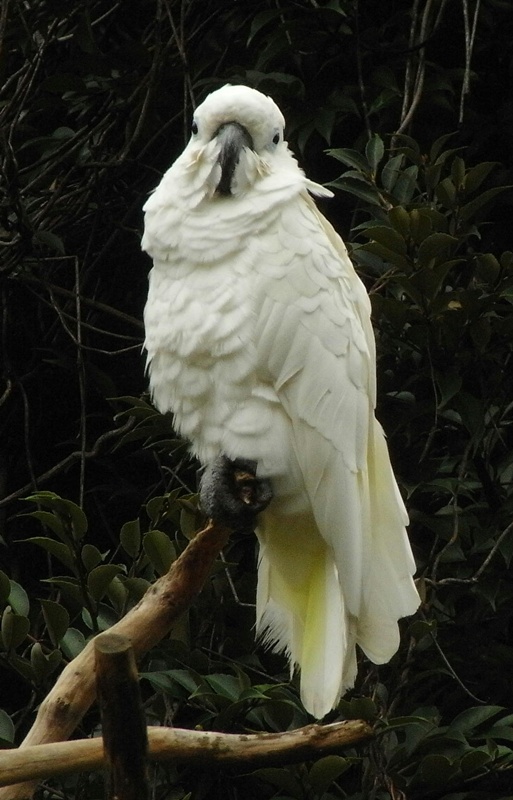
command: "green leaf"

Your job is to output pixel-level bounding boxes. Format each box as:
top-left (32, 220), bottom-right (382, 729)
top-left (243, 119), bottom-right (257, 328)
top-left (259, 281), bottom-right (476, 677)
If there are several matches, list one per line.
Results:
top-left (142, 668), bottom-right (199, 698)
top-left (0, 709), bottom-right (15, 744)
top-left (83, 602), bottom-right (118, 632)
top-left (409, 619), bottom-right (437, 641)
top-left (23, 510), bottom-right (66, 540)
top-left (106, 576), bottom-right (128, 612)
top-left (314, 106), bottom-right (337, 144)
top-left (123, 577), bottom-right (151, 603)
top-left (367, 225), bottom-right (407, 255)
top-left (87, 565), bottom-right (124, 602)
top-left (120, 519), bottom-right (141, 558)
top-left (30, 642), bottom-right (62, 682)
top-left (369, 88), bottom-right (399, 114)
top-left (429, 131), bottom-right (457, 162)
top-left (143, 530), bottom-right (176, 576)
top-left (474, 252), bottom-right (501, 283)
top-left (42, 577), bottom-right (82, 604)
top-left (33, 229), bottom-right (65, 254)
top-left (247, 9), bottom-right (282, 44)
top-left (81, 544), bottom-right (103, 572)
top-left (26, 537), bottom-right (75, 571)
top-left (435, 177), bottom-right (457, 208)
top-left (7, 581), bottom-right (30, 617)
top-left (60, 627), bottom-right (86, 660)
top-left (204, 673), bottom-right (242, 701)
top-left (308, 756), bottom-right (350, 794)
top-left (330, 176), bottom-right (384, 205)
top-left (337, 168), bottom-right (373, 184)
top-left (24, 494), bottom-right (88, 541)
top-left (327, 147), bottom-right (370, 173)
top-left (50, 126), bottom-right (76, 141)
top-left (469, 316), bottom-right (492, 352)
top-left (485, 724), bottom-right (513, 742)
top-left (409, 208), bottom-right (430, 244)
top-left (419, 754), bottom-right (454, 785)
top-left (383, 714), bottom-right (438, 731)
top-left (25, 491), bottom-right (61, 504)
top-left (448, 705), bottom-right (504, 736)
top-left (347, 696), bottom-right (377, 720)
top-left (1, 607), bottom-right (30, 650)
top-left (365, 134), bottom-right (384, 172)
top-left (252, 768), bottom-right (303, 798)
top-left (500, 250), bottom-right (513, 270)
top-left (180, 506), bottom-right (198, 540)
top-left (392, 133), bottom-right (422, 162)
top-left (459, 749), bottom-right (492, 776)
top-left (433, 146), bottom-right (466, 167)
top-left (388, 205), bottom-right (410, 237)
top-left (500, 285), bottom-right (513, 304)
top-left (417, 233), bottom-right (457, 267)
top-left (239, 686), bottom-right (271, 701)
top-left (436, 373), bottom-right (463, 409)
top-left (423, 161), bottom-right (444, 192)
top-left (459, 185), bottom-right (513, 222)
top-left (381, 154), bottom-right (404, 193)
top-left (0, 571), bottom-right (11, 605)
top-left (5, 653), bottom-right (34, 683)
top-left (63, 500), bottom-right (88, 541)
top-left (146, 494), bottom-right (174, 526)
top-left (40, 599), bottom-right (70, 645)
top-left (464, 161), bottom-right (498, 195)
top-left (361, 241), bottom-right (411, 270)
top-left (392, 164), bottom-right (418, 204)
top-left (450, 155), bottom-right (466, 189)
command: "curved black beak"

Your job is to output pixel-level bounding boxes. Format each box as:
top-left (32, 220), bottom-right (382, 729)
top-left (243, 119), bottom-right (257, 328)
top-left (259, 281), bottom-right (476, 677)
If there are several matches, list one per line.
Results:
top-left (214, 122), bottom-right (254, 195)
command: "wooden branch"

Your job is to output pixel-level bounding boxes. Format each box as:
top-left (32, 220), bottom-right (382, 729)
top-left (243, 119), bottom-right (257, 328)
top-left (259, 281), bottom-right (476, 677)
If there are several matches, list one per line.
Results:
top-left (95, 633), bottom-right (149, 800)
top-left (0, 521), bottom-right (231, 800)
top-left (0, 720), bottom-right (373, 788)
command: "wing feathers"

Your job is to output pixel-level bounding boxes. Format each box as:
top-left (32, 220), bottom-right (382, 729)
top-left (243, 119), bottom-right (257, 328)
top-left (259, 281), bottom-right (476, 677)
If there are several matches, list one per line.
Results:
top-left (252, 190), bottom-right (419, 713)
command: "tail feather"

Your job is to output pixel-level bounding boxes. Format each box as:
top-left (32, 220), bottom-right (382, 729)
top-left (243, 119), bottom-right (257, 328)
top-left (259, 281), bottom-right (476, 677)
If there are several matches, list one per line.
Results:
top-left (254, 418), bottom-right (420, 717)
top-left (256, 512), bottom-right (353, 718)
top-left (299, 550), bottom-right (357, 718)
top-left (356, 421), bottom-right (420, 663)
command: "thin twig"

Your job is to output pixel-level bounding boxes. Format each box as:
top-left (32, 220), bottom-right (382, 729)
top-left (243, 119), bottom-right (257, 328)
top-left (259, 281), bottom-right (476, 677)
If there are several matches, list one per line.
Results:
top-left (421, 611), bottom-right (486, 704)
top-left (399, 0), bottom-right (421, 125)
top-left (459, 0), bottom-right (481, 123)
top-left (428, 518), bottom-right (513, 587)
top-left (73, 256), bottom-right (87, 509)
top-left (431, 436), bottom-right (473, 583)
top-left (393, 0), bottom-right (450, 145)
top-left (0, 418), bottom-right (136, 508)
top-left (220, 550), bottom-right (256, 609)
top-left (354, 0), bottom-right (372, 141)
top-left (21, 273), bottom-right (144, 330)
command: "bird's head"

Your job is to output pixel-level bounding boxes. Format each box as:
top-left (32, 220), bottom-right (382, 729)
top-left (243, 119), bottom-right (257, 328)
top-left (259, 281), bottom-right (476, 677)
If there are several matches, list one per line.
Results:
top-left (184, 84), bottom-right (287, 198)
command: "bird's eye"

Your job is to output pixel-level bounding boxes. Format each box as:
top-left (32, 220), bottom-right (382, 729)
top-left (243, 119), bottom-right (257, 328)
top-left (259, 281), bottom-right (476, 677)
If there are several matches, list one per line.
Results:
top-left (191, 121), bottom-right (198, 135)
top-left (272, 132), bottom-right (280, 145)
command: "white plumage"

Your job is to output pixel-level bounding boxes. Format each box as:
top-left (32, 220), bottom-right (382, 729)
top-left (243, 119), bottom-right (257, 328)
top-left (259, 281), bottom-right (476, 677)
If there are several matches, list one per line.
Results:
top-left (142, 84), bottom-right (420, 718)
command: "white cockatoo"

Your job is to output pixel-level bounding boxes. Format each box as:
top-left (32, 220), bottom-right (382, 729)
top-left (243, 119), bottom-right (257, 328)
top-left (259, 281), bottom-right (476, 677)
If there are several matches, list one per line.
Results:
top-left (142, 84), bottom-right (420, 719)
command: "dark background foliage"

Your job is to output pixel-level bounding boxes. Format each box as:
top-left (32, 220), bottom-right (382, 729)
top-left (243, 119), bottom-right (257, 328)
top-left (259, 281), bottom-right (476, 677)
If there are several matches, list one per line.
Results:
top-left (1, 1), bottom-right (513, 798)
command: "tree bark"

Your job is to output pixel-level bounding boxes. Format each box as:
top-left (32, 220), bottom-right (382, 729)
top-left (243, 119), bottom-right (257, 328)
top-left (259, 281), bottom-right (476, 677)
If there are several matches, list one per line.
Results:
top-left (94, 633), bottom-right (149, 800)
top-left (0, 521), bottom-right (231, 800)
top-left (0, 720), bottom-right (373, 788)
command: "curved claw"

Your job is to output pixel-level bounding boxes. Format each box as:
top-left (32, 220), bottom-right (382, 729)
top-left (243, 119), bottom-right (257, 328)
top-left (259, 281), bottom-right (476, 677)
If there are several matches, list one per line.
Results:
top-left (200, 455), bottom-right (273, 529)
